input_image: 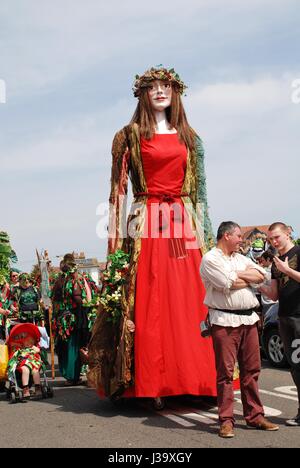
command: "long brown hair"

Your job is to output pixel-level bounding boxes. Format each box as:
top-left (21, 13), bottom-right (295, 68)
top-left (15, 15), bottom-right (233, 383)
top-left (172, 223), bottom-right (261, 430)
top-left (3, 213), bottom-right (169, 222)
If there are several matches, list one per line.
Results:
top-left (130, 83), bottom-right (196, 152)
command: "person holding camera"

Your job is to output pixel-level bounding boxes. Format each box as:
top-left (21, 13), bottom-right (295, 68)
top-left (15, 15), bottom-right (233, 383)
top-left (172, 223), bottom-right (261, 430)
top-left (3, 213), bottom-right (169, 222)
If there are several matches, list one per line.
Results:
top-left (260, 222), bottom-right (300, 426)
top-left (200, 221), bottom-right (279, 438)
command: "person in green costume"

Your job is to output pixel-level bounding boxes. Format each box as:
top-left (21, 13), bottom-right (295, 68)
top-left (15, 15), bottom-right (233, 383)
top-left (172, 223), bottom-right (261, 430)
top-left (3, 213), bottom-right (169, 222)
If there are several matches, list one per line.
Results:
top-left (52, 254), bottom-right (95, 385)
top-left (0, 274), bottom-right (16, 340)
top-left (14, 273), bottom-right (44, 326)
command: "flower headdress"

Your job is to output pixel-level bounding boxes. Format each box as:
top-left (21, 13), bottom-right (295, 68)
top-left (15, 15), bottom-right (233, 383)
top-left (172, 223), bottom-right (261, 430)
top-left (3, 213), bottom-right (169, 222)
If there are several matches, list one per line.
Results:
top-left (19, 273), bottom-right (30, 283)
top-left (133, 65), bottom-right (187, 98)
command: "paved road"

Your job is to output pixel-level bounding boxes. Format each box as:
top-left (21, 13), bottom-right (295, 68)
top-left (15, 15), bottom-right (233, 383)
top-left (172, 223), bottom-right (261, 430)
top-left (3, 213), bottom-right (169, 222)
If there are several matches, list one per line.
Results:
top-left (0, 361), bottom-right (299, 448)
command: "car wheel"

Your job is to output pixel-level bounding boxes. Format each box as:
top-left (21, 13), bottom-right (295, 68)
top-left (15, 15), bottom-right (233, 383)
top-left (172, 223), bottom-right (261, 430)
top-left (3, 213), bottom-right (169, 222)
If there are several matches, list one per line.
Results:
top-left (264, 328), bottom-right (288, 368)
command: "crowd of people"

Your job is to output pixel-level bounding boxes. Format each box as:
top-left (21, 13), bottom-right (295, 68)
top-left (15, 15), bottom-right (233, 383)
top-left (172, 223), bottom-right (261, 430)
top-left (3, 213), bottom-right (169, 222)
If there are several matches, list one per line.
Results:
top-left (1, 66), bottom-right (300, 442)
top-left (200, 221), bottom-right (300, 437)
top-left (0, 255), bottom-right (100, 397)
top-left (87, 66), bottom-right (300, 439)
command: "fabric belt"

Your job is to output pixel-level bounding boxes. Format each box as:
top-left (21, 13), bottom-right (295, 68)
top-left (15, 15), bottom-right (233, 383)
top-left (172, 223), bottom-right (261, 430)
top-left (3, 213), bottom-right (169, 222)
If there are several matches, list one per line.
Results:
top-left (134, 192), bottom-right (191, 259)
top-left (211, 308), bottom-right (256, 316)
top-left (135, 192), bottom-right (190, 202)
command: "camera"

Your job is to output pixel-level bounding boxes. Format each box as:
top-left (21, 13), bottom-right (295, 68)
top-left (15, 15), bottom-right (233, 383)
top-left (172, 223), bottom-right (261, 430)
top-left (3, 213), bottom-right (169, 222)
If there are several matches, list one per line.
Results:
top-left (200, 319), bottom-right (211, 338)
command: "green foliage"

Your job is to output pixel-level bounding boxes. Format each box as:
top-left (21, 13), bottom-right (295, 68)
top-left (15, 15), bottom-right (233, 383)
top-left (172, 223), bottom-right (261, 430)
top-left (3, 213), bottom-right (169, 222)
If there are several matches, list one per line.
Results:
top-left (0, 231), bottom-right (18, 280)
top-left (100, 250), bottom-right (130, 325)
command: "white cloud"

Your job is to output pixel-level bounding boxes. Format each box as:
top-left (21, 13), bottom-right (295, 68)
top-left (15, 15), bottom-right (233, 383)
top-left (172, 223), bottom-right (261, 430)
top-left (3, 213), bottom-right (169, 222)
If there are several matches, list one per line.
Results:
top-left (184, 75), bottom-right (300, 230)
top-left (189, 78), bottom-right (288, 115)
top-left (1, 0), bottom-right (300, 270)
top-left (1, 98), bottom-right (134, 172)
top-left (1, 0), bottom-right (298, 96)
top-left (186, 74), bottom-right (300, 145)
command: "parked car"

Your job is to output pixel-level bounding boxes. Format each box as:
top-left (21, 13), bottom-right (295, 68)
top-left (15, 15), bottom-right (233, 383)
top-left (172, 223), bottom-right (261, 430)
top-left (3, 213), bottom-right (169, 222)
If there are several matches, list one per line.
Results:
top-left (261, 303), bottom-right (288, 368)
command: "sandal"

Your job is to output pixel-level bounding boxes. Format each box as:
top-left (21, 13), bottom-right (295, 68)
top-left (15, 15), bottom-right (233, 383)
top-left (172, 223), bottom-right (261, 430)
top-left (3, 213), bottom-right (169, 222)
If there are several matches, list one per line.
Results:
top-left (32, 385), bottom-right (43, 400)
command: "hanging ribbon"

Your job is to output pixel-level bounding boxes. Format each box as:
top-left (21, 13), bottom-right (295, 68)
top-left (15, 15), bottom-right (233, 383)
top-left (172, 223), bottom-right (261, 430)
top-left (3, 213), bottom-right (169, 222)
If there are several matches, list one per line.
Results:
top-left (135, 192), bottom-right (190, 259)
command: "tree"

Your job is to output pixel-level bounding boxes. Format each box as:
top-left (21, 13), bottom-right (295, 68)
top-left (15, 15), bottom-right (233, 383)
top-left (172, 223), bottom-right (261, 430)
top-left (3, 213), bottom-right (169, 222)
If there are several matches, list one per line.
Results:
top-left (0, 231), bottom-right (18, 279)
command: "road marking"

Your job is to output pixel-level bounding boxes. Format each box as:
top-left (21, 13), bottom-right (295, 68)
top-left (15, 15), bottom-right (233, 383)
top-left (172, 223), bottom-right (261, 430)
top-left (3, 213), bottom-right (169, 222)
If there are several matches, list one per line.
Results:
top-left (172, 411), bottom-right (215, 425)
top-left (274, 386), bottom-right (298, 396)
top-left (234, 397), bottom-right (282, 416)
top-left (258, 389), bottom-right (298, 402)
top-left (199, 411), bottom-right (219, 420)
top-left (141, 392), bottom-right (284, 428)
top-left (158, 412), bottom-right (196, 427)
top-left (167, 405), bottom-right (217, 425)
top-left (138, 403), bottom-right (197, 427)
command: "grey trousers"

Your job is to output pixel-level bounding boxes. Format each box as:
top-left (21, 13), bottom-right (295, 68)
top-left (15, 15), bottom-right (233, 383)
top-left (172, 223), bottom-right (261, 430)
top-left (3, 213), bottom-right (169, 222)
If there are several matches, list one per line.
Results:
top-left (279, 316), bottom-right (300, 414)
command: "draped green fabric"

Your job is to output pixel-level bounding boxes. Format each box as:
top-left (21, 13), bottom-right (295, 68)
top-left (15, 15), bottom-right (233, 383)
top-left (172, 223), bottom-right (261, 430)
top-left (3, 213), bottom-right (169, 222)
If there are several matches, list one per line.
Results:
top-left (57, 332), bottom-right (81, 382)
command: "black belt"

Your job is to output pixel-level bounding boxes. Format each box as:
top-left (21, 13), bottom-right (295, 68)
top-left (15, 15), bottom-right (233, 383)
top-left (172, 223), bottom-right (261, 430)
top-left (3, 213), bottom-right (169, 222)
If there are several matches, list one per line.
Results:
top-left (20, 304), bottom-right (38, 311)
top-left (212, 308), bottom-right (256, 316)
top-left (21, 309), bottom-right (39, 314)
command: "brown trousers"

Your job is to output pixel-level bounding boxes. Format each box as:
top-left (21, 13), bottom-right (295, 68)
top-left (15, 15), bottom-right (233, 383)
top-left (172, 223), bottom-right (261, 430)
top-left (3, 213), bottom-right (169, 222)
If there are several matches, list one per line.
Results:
top-left (211, 323), bottom-right (264, 426)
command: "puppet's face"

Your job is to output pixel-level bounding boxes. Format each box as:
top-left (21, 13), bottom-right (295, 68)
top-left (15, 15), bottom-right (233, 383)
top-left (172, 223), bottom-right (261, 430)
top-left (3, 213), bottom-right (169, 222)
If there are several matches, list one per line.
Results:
top-left (147, 80), bottom-right (172, 112)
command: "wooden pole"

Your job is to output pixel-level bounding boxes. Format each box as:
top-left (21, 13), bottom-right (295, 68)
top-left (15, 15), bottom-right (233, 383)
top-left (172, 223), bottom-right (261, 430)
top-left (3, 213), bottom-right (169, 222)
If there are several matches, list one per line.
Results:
top-left (48, 304), bottom-right (55, 380)
top-left (36, 248), bottom-right (41, 267)
top-left (37, 250), bottom-right (55, 380)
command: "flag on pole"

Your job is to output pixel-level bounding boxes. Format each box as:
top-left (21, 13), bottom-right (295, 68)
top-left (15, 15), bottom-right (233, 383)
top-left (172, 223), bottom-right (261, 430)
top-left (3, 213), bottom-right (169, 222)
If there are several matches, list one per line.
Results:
top-left (40, 259), bottom-right (51, 307)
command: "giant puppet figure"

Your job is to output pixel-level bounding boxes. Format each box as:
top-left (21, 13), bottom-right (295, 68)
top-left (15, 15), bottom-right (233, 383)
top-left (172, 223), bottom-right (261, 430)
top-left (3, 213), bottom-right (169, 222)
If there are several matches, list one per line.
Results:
top-left (89, 66), bottom-right (223, 405)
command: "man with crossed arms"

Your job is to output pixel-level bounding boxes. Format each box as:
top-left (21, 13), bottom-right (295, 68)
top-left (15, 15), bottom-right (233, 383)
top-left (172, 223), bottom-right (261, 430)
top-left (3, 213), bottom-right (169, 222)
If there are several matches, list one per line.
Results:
top-left (200, 221), bottom-right (279, 438)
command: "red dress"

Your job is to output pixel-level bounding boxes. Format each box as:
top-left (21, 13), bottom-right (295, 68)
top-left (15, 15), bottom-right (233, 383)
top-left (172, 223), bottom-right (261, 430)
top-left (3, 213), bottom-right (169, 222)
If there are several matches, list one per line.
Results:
top-left (126, 133), bottom-right (218, 397)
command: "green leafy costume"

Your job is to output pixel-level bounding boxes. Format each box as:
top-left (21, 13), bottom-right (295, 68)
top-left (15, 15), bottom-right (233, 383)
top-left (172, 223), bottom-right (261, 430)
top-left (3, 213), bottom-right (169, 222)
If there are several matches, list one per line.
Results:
top-left (8, 347), bottom-right (42, 381)
top-left (52, 267), bottom-right (99, 382)
top-left (0, 279), bottom-right (16, 340)
top-left (14, 284), bottom-right (44, 325)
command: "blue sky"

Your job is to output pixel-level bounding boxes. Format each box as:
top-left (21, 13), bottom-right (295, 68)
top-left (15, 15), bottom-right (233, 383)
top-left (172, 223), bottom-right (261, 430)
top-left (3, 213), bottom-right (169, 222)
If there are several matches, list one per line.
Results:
top-left (0, 0), bottom-right (299, 271)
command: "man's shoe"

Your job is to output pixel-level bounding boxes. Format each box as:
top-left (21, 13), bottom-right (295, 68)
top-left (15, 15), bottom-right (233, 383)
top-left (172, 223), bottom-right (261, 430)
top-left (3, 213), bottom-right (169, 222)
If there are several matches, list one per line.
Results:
top-left (247, 416), bottom-right (279, 431)
top-left (219, 423), bottom-right (234, 438)
top-left (286, 417), bottom-right (300, 427)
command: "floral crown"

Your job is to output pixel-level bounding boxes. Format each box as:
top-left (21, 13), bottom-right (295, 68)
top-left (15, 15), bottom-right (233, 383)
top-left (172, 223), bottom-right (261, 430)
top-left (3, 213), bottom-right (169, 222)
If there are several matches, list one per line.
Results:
top-left (133, 66), bottom-right (187, 98)
top-left (19, 273), bottom-right (30, 282)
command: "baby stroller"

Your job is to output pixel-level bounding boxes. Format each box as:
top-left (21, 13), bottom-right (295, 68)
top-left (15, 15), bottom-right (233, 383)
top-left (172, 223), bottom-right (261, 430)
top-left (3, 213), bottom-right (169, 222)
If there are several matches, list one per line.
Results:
top-left (6, 323), bottom-right (54, 403)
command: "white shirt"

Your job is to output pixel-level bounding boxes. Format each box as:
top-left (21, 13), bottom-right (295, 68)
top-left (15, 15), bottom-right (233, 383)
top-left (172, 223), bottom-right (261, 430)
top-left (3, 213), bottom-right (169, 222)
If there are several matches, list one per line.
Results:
top-left (200, 247), bottom-right (266, 327)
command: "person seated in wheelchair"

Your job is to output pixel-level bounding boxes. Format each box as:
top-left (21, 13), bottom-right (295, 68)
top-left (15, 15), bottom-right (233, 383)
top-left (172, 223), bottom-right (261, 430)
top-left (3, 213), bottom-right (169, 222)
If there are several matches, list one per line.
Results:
top-left (7, 323), bottom-right (43, 400)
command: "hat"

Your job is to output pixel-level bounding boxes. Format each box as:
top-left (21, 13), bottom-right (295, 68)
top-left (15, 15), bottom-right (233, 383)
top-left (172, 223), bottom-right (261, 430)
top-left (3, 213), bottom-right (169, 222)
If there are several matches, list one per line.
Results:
top-left (133, 65), bottom-right (187, 98)
top-left (60, 253), bottom-right (77, 273)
